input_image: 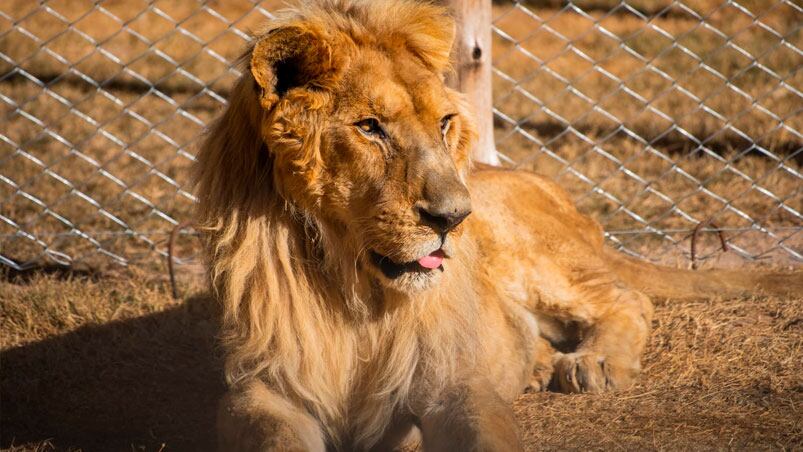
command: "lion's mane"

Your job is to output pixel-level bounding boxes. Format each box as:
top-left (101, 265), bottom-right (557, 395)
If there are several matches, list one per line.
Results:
top-left (193, 1), bottom-right (479, 445)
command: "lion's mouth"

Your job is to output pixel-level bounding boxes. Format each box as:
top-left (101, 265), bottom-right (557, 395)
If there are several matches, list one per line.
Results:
top-left (370, 250), bottom-right (445, 279)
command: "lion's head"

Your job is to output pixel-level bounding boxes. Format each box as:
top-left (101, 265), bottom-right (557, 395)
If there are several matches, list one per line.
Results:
top-left (196, 0), bottom-right (477, 296)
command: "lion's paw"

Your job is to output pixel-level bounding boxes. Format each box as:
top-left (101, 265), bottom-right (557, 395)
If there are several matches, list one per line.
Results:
top-left (524, 360), bottom-right (554, 393)
top-left (552, 352), bottom-right (639, 394)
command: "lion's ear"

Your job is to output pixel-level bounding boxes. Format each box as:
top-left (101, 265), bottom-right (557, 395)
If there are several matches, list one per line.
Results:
top-left (250, 24), bottom-right (337, 110)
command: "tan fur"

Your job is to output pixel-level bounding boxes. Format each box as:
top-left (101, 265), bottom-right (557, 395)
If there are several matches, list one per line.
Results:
top-left (194, 1), bottom-right (801, 450)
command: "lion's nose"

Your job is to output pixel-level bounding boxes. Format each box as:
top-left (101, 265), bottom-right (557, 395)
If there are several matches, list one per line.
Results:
top-left (418, 205), bottom-right (471, 233)
top-left (417, 189), bottom-right (472, 234)
top-left (415, 150), bottom-right (472, 234)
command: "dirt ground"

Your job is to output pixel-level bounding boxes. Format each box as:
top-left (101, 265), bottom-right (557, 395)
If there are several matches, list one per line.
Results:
top-left (1, 268), bottom-right (801, 451)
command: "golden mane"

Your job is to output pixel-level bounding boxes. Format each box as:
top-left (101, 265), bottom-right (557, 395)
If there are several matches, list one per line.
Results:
top-left (193, 1), bottom-right (477, 446)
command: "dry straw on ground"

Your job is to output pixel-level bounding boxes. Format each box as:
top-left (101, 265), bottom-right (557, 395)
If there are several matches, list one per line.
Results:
top-left (1, 272), bottom-right (801, 451)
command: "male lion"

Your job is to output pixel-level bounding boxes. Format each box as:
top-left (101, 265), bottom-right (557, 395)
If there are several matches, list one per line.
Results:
top-left (194, 1), bottom-right (800, 450)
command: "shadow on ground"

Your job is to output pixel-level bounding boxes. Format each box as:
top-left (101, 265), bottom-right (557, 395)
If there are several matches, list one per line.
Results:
top-left (1, 295), bottom-right (225, 451)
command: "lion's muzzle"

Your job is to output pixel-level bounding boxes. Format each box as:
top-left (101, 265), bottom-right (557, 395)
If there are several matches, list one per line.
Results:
top-left (415, 156), bottom-right (472, 236)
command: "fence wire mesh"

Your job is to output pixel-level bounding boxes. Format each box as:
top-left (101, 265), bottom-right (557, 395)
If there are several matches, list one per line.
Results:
top-left (1, 0), bottom-right (801, 273)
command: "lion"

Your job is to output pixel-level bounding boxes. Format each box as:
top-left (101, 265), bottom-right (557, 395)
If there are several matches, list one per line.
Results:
top-left (193, 1), bottom-right (801, 450)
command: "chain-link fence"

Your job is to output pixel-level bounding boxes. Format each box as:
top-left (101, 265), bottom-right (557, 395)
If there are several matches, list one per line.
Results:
top-left (1, 0), bottom-right (801, 273)
top-left (492, 0), bottom-right (801, 266)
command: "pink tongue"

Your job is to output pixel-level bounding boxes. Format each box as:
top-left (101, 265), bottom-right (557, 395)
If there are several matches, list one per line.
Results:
top-left (417, 250), bottom-right (444, 269)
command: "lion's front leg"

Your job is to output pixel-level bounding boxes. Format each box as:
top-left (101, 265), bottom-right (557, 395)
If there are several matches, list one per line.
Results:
top-left (526, 336), bottom-right (556, 392)
top-left (419, 377), bottom-right (523, 452)
top-left (218, 380), bottom-right (325, 452)
top-left (553, 290), bottom-right (654, 393)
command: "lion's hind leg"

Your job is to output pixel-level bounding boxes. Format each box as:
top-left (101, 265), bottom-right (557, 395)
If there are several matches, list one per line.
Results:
top-left (552, 290), bottom-right (654, 393)
top-left (218, 380), bottom-right (325, 452)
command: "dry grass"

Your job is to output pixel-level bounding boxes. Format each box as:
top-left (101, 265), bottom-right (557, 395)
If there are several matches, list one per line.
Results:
top-left (0, 271), bottom-right (221, 451)
top-left (1, 272), bottom-right (801, 451)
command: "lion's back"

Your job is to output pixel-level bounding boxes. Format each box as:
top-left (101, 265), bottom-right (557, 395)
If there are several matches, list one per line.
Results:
top-left (467, 166), bottom-right (605, 250)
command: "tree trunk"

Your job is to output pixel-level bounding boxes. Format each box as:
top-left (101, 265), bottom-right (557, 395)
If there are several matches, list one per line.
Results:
top-left (441, 0), bottom-right (498, 165)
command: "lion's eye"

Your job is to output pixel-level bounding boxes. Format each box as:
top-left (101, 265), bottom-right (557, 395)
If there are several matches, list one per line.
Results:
top-left (355, 118), bottom-right (386, 139)
top-left (440, 114), bottom-right (455, 141)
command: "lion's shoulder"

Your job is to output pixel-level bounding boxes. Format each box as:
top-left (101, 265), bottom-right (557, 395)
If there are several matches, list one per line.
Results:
top-left (468, 167), bottom-right (605, 247)
top-left (470, 166), bottom-right (575, 209)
